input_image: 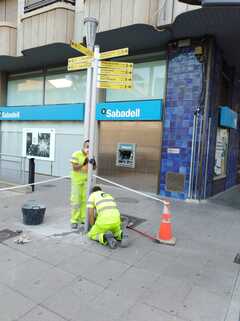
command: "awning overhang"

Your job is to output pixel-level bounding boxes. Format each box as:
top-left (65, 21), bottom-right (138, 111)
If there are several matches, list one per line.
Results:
top-left (179, 0), bottom-right (201, 4)
top-left (1, 6), bottom-right (240, 73)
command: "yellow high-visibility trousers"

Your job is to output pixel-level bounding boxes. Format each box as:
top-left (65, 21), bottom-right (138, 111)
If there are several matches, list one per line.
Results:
top-left (70, 180), bottom-right (87, 224)
top-left (88, 213), bottom-right (122, 245)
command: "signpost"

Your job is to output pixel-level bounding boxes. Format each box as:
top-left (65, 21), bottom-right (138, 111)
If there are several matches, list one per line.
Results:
top-left (68, 23), bottom-right (134, 232)
top-left (97, 82), bottom-right (133, 90)
top-left (99, 48), bottom-right (129, 60)
top-left (70, 41), bottom-right (93, 56)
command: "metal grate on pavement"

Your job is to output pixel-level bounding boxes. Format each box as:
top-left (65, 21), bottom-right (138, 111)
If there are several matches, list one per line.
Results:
top-left (0, 229), bottom-right (19, 242)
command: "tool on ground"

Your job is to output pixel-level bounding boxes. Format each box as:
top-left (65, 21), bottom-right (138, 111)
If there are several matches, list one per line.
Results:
top-left (14, 234), bottom-right (31, 244)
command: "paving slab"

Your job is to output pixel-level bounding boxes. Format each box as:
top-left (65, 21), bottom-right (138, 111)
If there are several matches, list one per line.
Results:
top-left (0, 243), bottom-right (31, 273)
top-left (14, 265), bottom-right (76, 304)
top-left (56, 249), bottom-right (105, 276)
top-left (122, 302), bottom-right (188, 321)
top-left (91, 288), bottom-right (138, 319)
top-left (0, 257), bottom-right (53, 289)
top-left (139, 275), bottom-right (192, 316)
top-left (81, 256), bottom-right (130, 287)
top-left (42, 277), bottom-right (105, 321)
top-left (18, 305), bottom-right (66, 321)
top-left (107, 266), bottom-right (159, 298)
top-left (177, 285), bottom-right (229, 321)
top-left (0, 283), bottom-right (36, 321)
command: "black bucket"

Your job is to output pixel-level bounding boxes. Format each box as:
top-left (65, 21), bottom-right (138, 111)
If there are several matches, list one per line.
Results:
top-left (22, 201), bottom-right (46, 225)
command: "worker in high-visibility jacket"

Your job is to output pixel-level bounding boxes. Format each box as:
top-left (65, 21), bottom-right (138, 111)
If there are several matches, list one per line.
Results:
top-left (87, 186), bottom-right (128, 249)
top-left (70, 140), bottom-right (96, 230)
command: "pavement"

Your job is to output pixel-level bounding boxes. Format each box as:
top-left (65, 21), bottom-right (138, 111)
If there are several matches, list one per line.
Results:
top-left (0, 177), bottom-right (240, 321)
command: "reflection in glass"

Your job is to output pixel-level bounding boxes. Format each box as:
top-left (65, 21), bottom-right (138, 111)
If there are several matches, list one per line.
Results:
top-left (106, 60), bottom-right (166, 102)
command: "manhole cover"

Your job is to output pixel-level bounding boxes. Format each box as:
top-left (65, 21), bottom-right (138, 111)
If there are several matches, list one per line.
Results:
top-left (121, 214), bottom-right (146, 228)
top-left (234, 253), bottom-right (240, 264)
top-left (116, 197), bottom-right (139, 204)
top-left (0, 229), bottom-right (19, 242)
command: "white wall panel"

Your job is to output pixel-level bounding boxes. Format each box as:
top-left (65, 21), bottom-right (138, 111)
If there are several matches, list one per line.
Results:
top-left (1, 121), bottom-right (84, 177)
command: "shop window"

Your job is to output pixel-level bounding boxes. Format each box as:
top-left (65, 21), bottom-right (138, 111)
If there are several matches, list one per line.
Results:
top-left (7, 77), bottom-right (44, 106)
top-left (106, 60), bottom-right (166, 102)
top-left (45, 71), bottom-right (86, 104)
top-left (214, 128), bottom-right (229, 178)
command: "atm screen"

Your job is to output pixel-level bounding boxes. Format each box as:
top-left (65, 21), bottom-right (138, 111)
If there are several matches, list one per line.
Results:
top-left (116, 143), bottom-right (136, 168)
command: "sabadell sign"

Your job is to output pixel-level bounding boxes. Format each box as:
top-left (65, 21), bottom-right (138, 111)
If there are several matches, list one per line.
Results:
top-left (101, 107), bottom-right (141, 119)
top-left (0, 111), bottom-right (20, 119)
top-left (96, 100), bottom-right (163, 121)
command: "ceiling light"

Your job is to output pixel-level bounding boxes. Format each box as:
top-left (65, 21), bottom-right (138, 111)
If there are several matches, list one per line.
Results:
top-left (48, 79), bottom-right (73, 88)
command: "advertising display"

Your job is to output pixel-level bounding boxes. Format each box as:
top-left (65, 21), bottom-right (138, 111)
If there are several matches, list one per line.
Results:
top-left (22, 128), bottom-right (55, 161)
top-left (214, 128), bottom-right (229, 177)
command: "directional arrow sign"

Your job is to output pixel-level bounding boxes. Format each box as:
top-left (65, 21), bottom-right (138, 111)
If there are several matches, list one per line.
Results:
top-left (98, 67), bottom-right (133, 75)
top-left (99, 61), bottom-right (133, 69)
top-left (97, 82), bottom-right (133, 90)
top-left (98, 74), bottom-right (132, 82)
top-left (99, 48), bottom-right (129, 60)
top-left (70, 41), bottom-right (93, 56)
top-left (68, 56), bottom-right (93, 64)
top-left (68, 62), bottom-right (91, 71)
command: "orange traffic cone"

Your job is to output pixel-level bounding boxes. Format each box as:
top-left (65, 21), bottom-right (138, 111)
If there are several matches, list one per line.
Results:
top-left (156, 203), bottom-right (176, 245)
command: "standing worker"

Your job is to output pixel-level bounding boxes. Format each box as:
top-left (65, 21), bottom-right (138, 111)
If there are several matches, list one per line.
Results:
top-left (70, 140), bottom-right (96, 230)
top-left (87, 186), bottom-right (128, 249)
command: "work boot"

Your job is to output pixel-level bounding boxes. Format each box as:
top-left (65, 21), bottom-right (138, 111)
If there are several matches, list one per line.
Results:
top-left (71, 223), bottom-right (79, 231)
top-left (104, 231), bottom-right (118, 249)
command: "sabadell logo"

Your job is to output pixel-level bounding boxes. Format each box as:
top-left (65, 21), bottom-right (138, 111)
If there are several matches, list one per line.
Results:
top-left (0, 111), bottom-right (20, 119)
top-left (101, 108), bottom-right (140, 118)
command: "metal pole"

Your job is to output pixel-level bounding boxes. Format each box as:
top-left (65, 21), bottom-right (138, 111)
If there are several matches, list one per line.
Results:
top-left (194, 114), bottom-right (203, 199)
top-left (83, 67), bottom-right (93, 140)
top-left (188, 113), bottom-right (197, 199)
top-left (28, 158), bottom-right (35, 192)
top-left (84, 45), bottom-right (99, 233)
top-left (203, 117), bottom-right (212, 198)
top-left (197, 40), bottom-right (213, 200)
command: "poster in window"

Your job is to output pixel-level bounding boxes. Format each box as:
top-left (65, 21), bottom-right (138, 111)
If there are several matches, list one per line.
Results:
top-left (214, 128), bottom-right (228, 177)
top-left (22, 128), bottom-right (55, 161)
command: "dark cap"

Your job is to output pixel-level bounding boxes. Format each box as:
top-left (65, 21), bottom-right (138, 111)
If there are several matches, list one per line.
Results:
top-left (91, 186), bottom-right (102, 193)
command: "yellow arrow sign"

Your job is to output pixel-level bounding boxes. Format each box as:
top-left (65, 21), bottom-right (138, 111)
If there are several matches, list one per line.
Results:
top-left (68, 56), bottom-right (93, 64)
top-left (99, 61), bottom-right (133, 69)
top-left (99, 48), bottom-right (129, 60)
top-left (98, 74), bottom-right (132, 82)
top-left (97, 82), bottom-right (133, 90)
top-left (98, 67), bottom-right (133, 76)
top-left (70, 41), bottom-right (93, 56)
top-left (68, 62), bottom-right (91, 71)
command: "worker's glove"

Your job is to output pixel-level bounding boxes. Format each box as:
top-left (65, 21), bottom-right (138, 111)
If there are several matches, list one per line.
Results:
top-left (83, 157), bottom-right (89, 166)
top-left (89, 158), bottom-right (96, 167)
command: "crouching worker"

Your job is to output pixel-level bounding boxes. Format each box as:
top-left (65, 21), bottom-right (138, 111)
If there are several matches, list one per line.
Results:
top-left (87, 186), bottom-right (128, 249)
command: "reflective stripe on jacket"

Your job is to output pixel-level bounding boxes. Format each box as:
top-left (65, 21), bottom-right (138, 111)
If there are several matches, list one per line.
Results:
top-left (87, 191), bottom-right (120, 220)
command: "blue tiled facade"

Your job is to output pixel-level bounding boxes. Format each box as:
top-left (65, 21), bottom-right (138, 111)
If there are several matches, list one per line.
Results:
top-left (203, 44), bottom-right (240, 197)
top-left (160, 47), bottom-right (203, 199)
top-left (160, 42), bottom-right (240, 201)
